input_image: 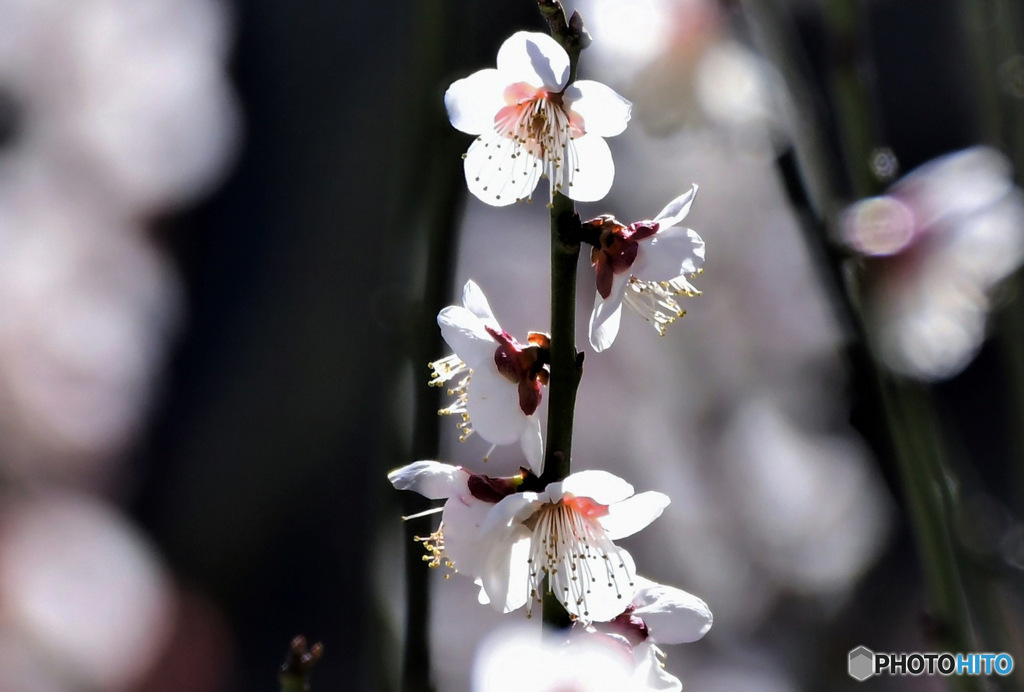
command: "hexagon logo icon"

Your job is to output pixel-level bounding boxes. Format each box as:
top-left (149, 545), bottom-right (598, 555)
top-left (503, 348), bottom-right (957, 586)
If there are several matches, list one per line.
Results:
top-left (848, 646), bottom-right (875, 681)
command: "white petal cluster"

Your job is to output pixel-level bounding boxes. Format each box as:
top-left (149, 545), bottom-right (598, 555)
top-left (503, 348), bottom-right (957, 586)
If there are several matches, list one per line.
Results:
top-left (401, 23), bottom-right (714, 692)
top-left (472, 591), bottom-right (712, 692)
top-left (590, 185), bottom-right (706, 352)
top-left (446, 31), bottom-right (631, 206)
top-left (477, 470), bottom-right (668, 622)
top-left (390, 464), bottom-right (670, 624)
top-left (587, 576), bottom-right (714, 692)
top-left (431, 280), bottom-right (545, 474)
top-left (388, 461), bottom-right (498, 587)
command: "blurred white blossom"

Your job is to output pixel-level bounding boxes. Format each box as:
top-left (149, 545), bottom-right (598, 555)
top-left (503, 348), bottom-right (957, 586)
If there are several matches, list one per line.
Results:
top-left (472, 626), bottom-right (657, 692)
top-left (0, 3), bottom-right (238, 687)
top-left (0, 492), bottom-right (174, 691)
top-left (0, 0), bottom-right (239, 483)
top-left (0, 0), bottom-right (239, 213)
top-left (844, 146), bottom-right (1024, 380)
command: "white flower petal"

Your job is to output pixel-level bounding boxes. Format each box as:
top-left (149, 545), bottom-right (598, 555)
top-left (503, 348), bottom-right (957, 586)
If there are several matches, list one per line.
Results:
top-left (480, 523), bottom-right (533, 613)
top-left (461, 279), bottom-right (499, 326)
top-left (480, 492), bottom-right (544, 540)
top-left (519, 417), bottom-right (545, 476)
top-left (631, 642), bottom-right (682, 692)
top-left (466, 365), bottom-right (530, 445)
top-left (438, 305), bottom-right (497, 368)
top-left (565, 134), bottom-right (615, 202)
top-left (589, 274), bottom-right (630, 352)
top-left (564, 80), bottom-right (632, 137)
top-left (560, 470), bottom-right (635, 505)
top-left (476, 578), bottom-right (491, 605)
top-left (551, 544), bottom-right (637, 622)
top-left (596, 491), bottom-right (670, 540)
top-left (652, 185), bottom-right (698, 228)
top-left (631, 577), bottom-right (713, 644)
top-left (463, 131), bottom-right (544, 206)
top-left (387, 461), bottom-right (467, 500)
top-left (633, 227), bottom-right (706, 281)
top-left (445, 68), bottom-right (507, 135)
top-left (474, 626), bottom-right (637, 692)
top-left (440, 493), bottom-right (493, 577)
top-left (496, 31), bottom-right (570, 91)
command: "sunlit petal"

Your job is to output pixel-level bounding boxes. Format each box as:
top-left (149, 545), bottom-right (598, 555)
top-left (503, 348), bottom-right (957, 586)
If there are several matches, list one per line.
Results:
top-left (597, 491), bottom-right (670, 540)
top-left (496, 31), bottom-right (570, 91)
top-left (438, 305), bottom-right (497, 368)
top-left (652, 185), bottom-right (698, 229)
top-left (564, 80), bottom-right (632, 137)
top-left (590, 274), bottom-right (630, 352)
top-left (561, 469), bottom-right (635, 506)
top-left (565, 133), bottom-right (615, 202)
top-left (463, 131), bottom-right (544, 206)
top-left (631, 577), bottom-right (713, 644)
top-left (633, 226), bottom-right (706, 281)
top-left (445, 68), bottom-right (507, 135)
top-left (387, 461), bottom-right (467, 500)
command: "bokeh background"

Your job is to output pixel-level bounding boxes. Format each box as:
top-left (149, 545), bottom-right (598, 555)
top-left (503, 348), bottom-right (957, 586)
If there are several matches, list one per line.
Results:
top-left (1, 0), bottom-right (1023, 690)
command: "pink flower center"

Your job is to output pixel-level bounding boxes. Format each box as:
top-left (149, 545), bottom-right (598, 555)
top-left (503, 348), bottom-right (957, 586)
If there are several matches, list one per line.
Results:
top-left (491, 82), bottom-right (586, 195)
top-left (562, 494), bottom-right (610, 520)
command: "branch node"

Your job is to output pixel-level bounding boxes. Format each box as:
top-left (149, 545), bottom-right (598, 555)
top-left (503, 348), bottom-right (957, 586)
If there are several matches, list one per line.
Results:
top-left (537, 0), bottom-right (591, 53)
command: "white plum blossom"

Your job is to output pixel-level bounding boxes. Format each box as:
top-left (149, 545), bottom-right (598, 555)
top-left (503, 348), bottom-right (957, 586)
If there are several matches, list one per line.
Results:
top-left (430, 280), bottom-right (547, 474)
top-left (588, 576), bottom-right (714, 692)
top-left (445, 31), bottom-right (632, 206)
top-left (477, 469), bottom-right (670, 623)
top-left (387, 460), bottom-right (522, 594)
top-left (472, 626), bottom-right (654, 692)
top-left (588, 185), bottom-right (706, 352)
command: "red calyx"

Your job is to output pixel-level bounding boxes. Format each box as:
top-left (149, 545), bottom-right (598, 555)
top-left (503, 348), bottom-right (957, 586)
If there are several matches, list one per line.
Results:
top-left (608, 606), bottom-right (650, 646)
top-left (587, 217), bottom-right (660, 299)
top-left (467, 472), bottom-right (524, 503)
top-left (485, 326), bottom-right (550, 416)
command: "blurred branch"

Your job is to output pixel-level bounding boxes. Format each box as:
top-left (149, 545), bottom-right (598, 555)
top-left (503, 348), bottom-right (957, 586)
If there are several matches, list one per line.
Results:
top-left (961, 0), bottom-right (1024, 517)
top-left (382, 0), bottom-right (467, 690)
top-left (822, 0), bottom-right (883, 199)
top-left (279, 636), bottom-right (323, 692)
top-left (746, 1), bottom-right (982, 678)
top-left (958, 0), bottom-right (1024, 664)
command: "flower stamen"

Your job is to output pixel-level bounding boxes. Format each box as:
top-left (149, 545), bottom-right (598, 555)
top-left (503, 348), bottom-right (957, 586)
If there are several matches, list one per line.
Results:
top-left (415, 527), bottom-right (454, 577)
top-left (622, 276), bottom-right (702, 336)
top-left (487, 85), bottom-right (585, 202)
top-left (437, 373), bottom-right (474, 442)
top-left (429, 354), bottom-right (468, 386)
top-left (524, 501), bottom-right (635, 620)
